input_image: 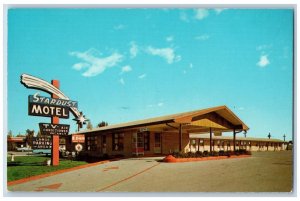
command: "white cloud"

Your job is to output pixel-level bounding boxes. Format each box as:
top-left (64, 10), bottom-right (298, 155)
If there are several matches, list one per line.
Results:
top-left (183, 70), bottom-right (187, 74)
top-left (114, 24), bottom-right (125, 30)
top-left (146, 46), bottom-right (181, 64)
top-left (195, 34), bottom-right (210, 41)
top-left (257, 55), bottom-right (270, 67)
top-left (214, 8), bottom-right (227, 15)
top-left (119, 78), bottom-right (125, 85)
top-left (157, 102), bottom-right (164, 107)
top-left (166, 36), bottom-right (174, 42)
top-left (180, 12), bottom-right (189, 22)
top-left (129, 41), bottom-right (138, 58)
top-left (256, 44), bottom-right (272, 51)
top-left (70, 48), bottom-right (123, 77)
top-left (121, 65), bottom-right (132, 74)
top-left (238, 107), bottom-right (245, 111)
top-left (195, 9), bottom-right (209, 20)
top-left (138, 74), bottom-right (146, 79)
top-left (147, 102), bottom-right (164, 108)
top-left (72, 62), bottom-right (89, 71)
top-left (190, 63), bottom-right (193, 68)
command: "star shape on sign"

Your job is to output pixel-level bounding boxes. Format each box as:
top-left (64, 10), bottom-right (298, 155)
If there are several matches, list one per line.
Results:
top-left (73, 112), bottom-right (88, 128)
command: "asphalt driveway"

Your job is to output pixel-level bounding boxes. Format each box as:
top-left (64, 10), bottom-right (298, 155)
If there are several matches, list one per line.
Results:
top-left (7, 151), bottom-right (293, 193)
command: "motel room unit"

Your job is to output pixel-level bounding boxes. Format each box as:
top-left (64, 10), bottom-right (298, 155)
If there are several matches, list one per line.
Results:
top-left (72, 105), bottom-right (286, 157)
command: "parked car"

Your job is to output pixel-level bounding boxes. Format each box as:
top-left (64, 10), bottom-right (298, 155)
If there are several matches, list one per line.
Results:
top-left (16, 147), bottom-right (32, 152)
top-left (32, 149), bottom-right (51, 156)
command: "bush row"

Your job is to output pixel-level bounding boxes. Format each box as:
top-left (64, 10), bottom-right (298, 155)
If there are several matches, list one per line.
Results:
top-left (171, 149), bottom-right (251, 158)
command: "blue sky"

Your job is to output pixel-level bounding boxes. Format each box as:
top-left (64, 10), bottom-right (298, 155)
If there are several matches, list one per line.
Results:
top-left (7, 8), bottom-right (294, 141)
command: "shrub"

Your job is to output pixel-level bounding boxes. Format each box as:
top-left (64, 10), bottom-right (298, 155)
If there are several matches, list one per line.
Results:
top-left (187, 152), bottom-right (193, 158)
top-left (179, 152), bottom-right (188, 158)
top-left (195, 151), bottom-right (203, 158)
top-left (172, 152), bottom-right (180, 158)
top-left (226, 151), bottom-right (237, 157)
top-left (102, 153), bottom-right (109, 159)
top-left (203, 151), bottom-right (209, 157)
top-left (219, 150), bottom-right (225, 156)
top-left (172, 151), bottom-right (187, 158)
top-left (211, 151), bottom-right (219, 156)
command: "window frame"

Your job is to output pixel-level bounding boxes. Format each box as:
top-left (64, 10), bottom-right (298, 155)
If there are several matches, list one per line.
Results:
top-left (112, 133), bottom-right (124, 151)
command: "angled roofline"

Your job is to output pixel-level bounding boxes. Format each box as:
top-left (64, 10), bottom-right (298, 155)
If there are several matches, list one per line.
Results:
top-left (74, 105), bottom-right (249, 134)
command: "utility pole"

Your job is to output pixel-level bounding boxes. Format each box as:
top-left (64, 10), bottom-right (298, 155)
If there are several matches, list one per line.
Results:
top-left (283, 134), bottom-right (286, 141)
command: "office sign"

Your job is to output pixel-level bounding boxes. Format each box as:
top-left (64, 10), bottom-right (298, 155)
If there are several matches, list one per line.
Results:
top-left (72, 134), bottom-right (85, 143)
top-left (32, 137), bottom-right (52, 149)
top-left (29, 94), bottom-right (78, 108)
top-left (28, 102), bottom-right (69, 118)
top-left (39, 123), bottom-right (70, 136)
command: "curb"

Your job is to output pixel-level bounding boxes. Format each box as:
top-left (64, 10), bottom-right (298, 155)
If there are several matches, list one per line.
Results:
top-left (163, 155), bottom-right (251, 163)
top-left (7, 160), bottom-right (111, 186)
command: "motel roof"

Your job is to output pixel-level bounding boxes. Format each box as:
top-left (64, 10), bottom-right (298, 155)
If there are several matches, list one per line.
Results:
top-left (189, 134), bottom-right (284, 143)
top-left (76, 105), bottom-right (249, 134)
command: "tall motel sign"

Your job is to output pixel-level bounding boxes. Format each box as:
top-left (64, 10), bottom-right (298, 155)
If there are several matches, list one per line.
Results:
top-left (21, 74), bottom-right (87, 166)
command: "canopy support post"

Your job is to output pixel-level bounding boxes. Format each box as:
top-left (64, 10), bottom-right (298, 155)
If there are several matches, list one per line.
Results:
top-left (233, 128), bottom-right (236, 152)
top-left (179, 124), bottom-right (182, 152)
top-left (209, 127), bottom-right (212, 153)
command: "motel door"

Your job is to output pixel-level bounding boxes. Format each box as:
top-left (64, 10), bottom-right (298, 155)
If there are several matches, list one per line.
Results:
top-left (154, 133), bottom-right (162, 154)
top-left (101, 135), bottom-right (107, 154)
top-left (132, 132), bottom-right (144, 156)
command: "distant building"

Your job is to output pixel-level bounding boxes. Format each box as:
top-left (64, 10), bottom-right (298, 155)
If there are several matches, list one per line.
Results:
top-left (7, 136), bottom-right (27, 151)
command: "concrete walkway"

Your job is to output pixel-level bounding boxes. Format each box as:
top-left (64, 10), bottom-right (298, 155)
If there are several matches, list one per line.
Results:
top-left (7, 151), bottom-right (293, 192)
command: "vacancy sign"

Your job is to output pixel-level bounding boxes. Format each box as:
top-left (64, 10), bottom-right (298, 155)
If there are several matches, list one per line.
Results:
top-left (39, 123), bottom-right (70, 136)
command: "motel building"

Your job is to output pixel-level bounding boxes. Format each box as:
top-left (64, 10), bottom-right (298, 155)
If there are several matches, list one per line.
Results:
top-left (73, 105), bottom-right (287, 157)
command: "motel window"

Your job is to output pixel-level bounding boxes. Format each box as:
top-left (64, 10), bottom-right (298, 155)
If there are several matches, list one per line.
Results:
top-left (190, 139), bottom-right (196, 147)
top-left (144, 132), bottom-right (150, 151)
top-left (113, 133), bottom-right (124, 151)
top-left (87, 136), bottom-right (98, 151)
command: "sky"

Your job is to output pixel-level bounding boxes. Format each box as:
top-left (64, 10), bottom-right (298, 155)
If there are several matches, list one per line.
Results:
top-left (7, 8), bottom-right (294, 141)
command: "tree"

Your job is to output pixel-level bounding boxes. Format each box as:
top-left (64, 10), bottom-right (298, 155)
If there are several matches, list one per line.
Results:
top-left (7, 130), bottom-right (13, 138)
top-left (97, 121), bottom-right (108, 127)
top-left (86, 121), bottom-right (93, 130)
top-left (25, 129), bottom-right (35, 147)
top-left (16, 133), bottom-right (25, 137)
top-left (36, 130), bottom-right (42, 137)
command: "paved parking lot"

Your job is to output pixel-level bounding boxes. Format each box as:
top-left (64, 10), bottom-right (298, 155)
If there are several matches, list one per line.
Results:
top-left (7, 151), bottom-right (293, 193)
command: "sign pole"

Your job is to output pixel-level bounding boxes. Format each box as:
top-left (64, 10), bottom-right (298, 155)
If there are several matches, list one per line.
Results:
top-left (51, 80), bottom-right (60, 166)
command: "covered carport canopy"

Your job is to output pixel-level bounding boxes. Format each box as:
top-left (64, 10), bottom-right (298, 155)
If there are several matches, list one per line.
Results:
top-left (77, 105), bottom-right (249, 152)
top-left (170, 105), bottom-right (249, 152)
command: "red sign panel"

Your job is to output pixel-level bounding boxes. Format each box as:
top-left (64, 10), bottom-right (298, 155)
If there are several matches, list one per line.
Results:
top-left (72, 134), bottom-right (85, 143)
